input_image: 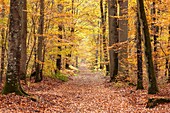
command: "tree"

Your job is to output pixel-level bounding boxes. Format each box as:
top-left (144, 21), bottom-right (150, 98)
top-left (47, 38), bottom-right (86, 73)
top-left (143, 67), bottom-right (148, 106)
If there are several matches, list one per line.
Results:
top-left (56, 4), bottom-right (63, 73)
top-left (151, 1), bottom-right (159, 77)
top-left (108, 0), bottom-right (119, 82)
top-left (136, 12), bottom-right (144, 90)
top-left (100, 0), bottom-right (109, 75)
top-left (20, 0), bottom-right (27, 80)
top-left (137, 0), bottom-right (158, 94)
top-left (0, 0), bottom-right (6, 83)
top-left (168, 25), bottom-right (170, 83)
top-left (35, 0), bottom-right (44, 82)
top-left (118, 0), bottom-right (128, 76)
top-left (2, 0), bottom-right (26, 95)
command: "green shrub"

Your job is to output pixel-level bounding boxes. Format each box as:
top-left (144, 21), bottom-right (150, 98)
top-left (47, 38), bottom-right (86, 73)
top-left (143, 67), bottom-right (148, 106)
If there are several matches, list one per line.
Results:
top-left (53, 72), bottom-right (68, 82)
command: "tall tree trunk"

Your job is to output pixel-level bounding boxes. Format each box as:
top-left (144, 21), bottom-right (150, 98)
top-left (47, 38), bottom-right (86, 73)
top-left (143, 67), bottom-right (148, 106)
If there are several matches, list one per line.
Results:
top-left (100, 0), bottom-right (109, 72)
top-left (56, 4), bottom-right (63, 73)
top-left (104, 0), bottom-right (109, 75)
top-left (20, 0), bottom-right (27, 80)
top-left (96, 21), bottom-right (101, 69)
top-left (118, 0), bottom-right (128, 76)
top-left (136, 12), bottom-right (144, 90)
top-left (168, 25), bottom-right (170, 83)
top-left (108, 0), bottom-right (119, 82)
top-left (65, 0), bottom-right (75, 69)
top-left (137, 0), bottom-right (158, 94)
top-left (2, 0), bottom-right (26, 95)
top-left (99, 22), bottom-right (104, 69)
top-left (151, 1), bottom-right (159, 77)
top-left (35, 0), bottom-right (44, 82)
top-left (0, 0), bottom-right (6, 83)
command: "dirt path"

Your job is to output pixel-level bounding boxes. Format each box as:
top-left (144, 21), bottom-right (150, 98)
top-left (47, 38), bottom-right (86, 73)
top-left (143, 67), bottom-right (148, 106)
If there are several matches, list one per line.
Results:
top-left (42, 64), bottom-right (131, 112)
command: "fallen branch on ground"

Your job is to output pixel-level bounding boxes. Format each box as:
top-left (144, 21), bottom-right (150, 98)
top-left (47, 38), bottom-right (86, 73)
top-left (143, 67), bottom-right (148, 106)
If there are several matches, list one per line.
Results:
top-left (146, 97), bottom-right (170, 108)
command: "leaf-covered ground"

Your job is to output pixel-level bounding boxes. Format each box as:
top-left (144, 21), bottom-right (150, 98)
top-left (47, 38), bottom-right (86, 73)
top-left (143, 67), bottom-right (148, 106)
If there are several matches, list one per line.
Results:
top-left (0, 64), bottom-right (170, 113)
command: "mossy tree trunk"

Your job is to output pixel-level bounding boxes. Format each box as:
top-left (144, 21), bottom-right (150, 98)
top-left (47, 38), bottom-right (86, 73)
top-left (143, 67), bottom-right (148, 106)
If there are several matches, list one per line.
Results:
top-left (137, 0), bottom-right (158, 94)
top-left (2, 0), bottom-right (26, 95)
top-left (35, 0), bottom-right (44, 82)
top-left (136, 12), bottom-right (144, 90)
top-left (108, 0), bottom-right (119, 82)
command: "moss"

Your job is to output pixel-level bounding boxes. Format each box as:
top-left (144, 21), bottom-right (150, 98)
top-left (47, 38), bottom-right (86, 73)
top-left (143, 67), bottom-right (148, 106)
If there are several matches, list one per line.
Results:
top-left (53, 72), bottom-right (68, 82)
top-left (2, 82), bottom-right (24, 96)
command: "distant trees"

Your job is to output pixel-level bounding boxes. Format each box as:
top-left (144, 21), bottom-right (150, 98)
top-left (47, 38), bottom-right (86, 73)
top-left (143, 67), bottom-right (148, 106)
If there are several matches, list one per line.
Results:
top-left (0, 0), bottom-right (169, 96)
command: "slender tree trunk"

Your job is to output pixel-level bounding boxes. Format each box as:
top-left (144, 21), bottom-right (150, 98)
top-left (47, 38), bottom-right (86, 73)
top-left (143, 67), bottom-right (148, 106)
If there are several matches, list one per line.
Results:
top-left (20, 0), bottom-right (27, 80)
top-left (151, 1), bottom-right (159, 77)
top-left (56, 4), bottom-right (63, 73)
top-left (99, 22), bottom-right (104, 69)
top-left (137, 0), bottom-right (158, 94)
top-left (118, 0), bottom-right (128, 76)
top-left (136, 12), bottom-right (144, 90)
top-left (168, 25), bottom-right (170, 83)
top-left (96, 21), bottom-right (101, 69)
top-left (100, 0), bottom-right (109, 75)
top-left (2, 0), bottom-right (26, 95)
top-left (0, 1), bottom-right (6, 83)
top-left (65, 0), bottom-right (75, 69)
top-left (104, 1), bottom-right (109, 75)
top-left (35, 0), bottom-right (44, 82)
top-left (108, 0), bottom-right (119, 82)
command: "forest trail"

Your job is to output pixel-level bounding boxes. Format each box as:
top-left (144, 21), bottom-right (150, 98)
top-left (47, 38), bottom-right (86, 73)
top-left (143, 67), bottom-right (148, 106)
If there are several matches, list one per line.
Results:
top-left (47, 63), bottom-right (129, 112)
top-left (0, 64), bottom-right (170, 112)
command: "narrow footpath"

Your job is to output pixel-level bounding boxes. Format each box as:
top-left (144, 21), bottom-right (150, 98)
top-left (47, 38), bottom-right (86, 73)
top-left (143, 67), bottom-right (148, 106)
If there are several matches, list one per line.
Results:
top-left (41, 64), bottom-right (136, 112)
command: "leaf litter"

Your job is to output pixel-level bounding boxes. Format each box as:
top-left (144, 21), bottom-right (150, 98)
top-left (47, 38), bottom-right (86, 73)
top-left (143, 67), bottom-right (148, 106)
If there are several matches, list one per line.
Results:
top-left (0, 66), bottom-right (170, 113)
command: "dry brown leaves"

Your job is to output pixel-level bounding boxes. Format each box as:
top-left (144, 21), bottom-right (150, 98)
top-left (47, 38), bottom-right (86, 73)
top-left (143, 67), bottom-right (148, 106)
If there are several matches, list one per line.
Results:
top-left (0, 66), bottom-right (170, 113)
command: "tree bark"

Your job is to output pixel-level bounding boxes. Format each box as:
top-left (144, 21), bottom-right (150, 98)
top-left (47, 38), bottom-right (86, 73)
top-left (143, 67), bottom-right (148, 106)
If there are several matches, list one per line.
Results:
top-left (35, 0), bottom-right (44, 82)
top-left (20, 0), bottom-right (27, 80)
top-left (151, 1), bottom-right (159, 77)
top-left (168, 25), bottom-right (170, 83)
top-left (100, 0), bottom-right (109, 75)
top-left (118, 0), bottom-right (128, 76)
top-left (108, 0), bottom-right (119, 82)
top-left (136, 12), bottom-right (144, 90)
top-left (56, 4), bottom-right (63, 73)
top-left (2, 0), bottom-right (26, 95)
top-left (137, 0), bottom-right (158, 94)
top-left (0, 0), bottom-right (6, 83)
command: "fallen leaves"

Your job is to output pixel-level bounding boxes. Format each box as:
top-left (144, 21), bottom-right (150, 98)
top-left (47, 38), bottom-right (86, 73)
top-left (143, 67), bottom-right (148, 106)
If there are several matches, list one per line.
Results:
top-left (0, 65), bottom-right (170, 112)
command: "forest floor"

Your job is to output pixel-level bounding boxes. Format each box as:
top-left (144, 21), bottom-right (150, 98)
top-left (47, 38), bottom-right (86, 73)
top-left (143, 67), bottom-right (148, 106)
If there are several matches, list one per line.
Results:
top-left (0, 64), bottom-right (170, 113)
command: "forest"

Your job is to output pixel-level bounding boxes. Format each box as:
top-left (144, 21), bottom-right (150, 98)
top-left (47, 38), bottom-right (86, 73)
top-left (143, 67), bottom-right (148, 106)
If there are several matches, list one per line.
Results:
top-left (0, 0), bottom-right (170, 112)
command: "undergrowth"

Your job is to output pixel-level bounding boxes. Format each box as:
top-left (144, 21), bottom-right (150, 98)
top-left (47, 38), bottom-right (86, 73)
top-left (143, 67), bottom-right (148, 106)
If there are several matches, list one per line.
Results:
top-left (52, 72), bottom-right (68, 82)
